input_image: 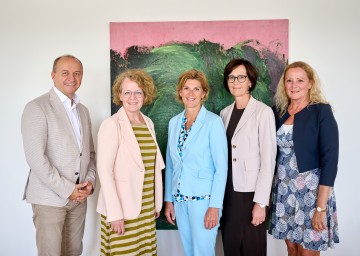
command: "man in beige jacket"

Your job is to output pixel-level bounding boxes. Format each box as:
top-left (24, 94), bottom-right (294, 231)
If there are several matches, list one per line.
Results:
top-left (21, 55), bottom-right (96, 256)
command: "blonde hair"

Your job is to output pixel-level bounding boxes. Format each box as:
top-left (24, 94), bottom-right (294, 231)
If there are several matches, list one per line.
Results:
top-left (274, 61), bottom-right (328, 117)
top-left (176, 69), bottom-right (209, 104)
top-left (112, 69), bottom-right (156, 106)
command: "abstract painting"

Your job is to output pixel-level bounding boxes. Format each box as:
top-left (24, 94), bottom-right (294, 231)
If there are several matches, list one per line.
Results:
top-left (110, 20), bottom-right (288, 229)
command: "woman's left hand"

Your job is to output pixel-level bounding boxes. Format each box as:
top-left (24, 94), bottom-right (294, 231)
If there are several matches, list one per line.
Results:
top-left (204, 207), bottom-right (219, 230)
top-left (251, 203), bottom-right (266, 226)
top-left (155, 212), bottom-right (160, 219)
top-left (312, 211), bottom-right (327, 231)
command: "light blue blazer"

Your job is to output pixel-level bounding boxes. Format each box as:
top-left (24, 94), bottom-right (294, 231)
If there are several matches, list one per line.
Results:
top-left (164, 105), bottom-right (228, 209)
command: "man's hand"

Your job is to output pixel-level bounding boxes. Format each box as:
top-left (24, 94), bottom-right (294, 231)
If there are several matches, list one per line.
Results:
top-left (68, 182), bottom-right (93, 202)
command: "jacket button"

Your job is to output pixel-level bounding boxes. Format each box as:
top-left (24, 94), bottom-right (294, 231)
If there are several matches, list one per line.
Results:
top-left (75, 172), bottom-right (79, 175)
top-left (232, 145), bottom-right (236, 149)
top-left (233, 158), bottom-right (237, 162)
top-left (80, 153), bottom-right (82, 156)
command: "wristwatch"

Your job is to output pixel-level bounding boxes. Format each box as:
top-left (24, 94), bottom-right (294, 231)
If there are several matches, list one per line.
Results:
top-left (316, 206), bottom-right (326, 212)
top-left (258, 203), bottom-right (266, 208)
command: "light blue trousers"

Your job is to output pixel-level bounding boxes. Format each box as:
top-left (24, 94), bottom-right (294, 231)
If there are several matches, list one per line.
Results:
top-left (174, 199), bottom-right (222, 256)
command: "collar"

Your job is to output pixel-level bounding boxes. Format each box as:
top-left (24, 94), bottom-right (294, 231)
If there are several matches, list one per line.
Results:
top-left (53, 86), bottom-right (80, 107)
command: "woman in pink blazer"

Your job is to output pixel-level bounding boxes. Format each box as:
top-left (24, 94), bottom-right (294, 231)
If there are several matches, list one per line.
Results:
top-left (220, 59), bottom-right (277, 256)
top-left (96, 69), bottom-right (165, 256)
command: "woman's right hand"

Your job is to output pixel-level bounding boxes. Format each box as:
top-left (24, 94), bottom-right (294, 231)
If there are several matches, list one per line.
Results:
top-left (111, 219), bottom-right (125, 235)
top-left (164, 202), bottom-right (176, 225)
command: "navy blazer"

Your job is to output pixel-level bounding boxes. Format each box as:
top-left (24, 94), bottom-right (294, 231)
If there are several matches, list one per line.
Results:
top-left (275, 103), bottom-right (339, 186)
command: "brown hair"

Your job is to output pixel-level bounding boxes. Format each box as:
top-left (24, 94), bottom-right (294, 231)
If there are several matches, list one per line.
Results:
top-left (223, 58), bottom-right (258, 92)
top-left (176, 69), bottom-right (209, 103)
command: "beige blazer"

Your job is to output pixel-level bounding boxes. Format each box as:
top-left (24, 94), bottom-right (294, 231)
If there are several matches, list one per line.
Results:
top-left (21, 88), bottom-right (96, 207)
top-left (96, 107), bottom-right (165, 222)
top-left (220, 96), bottom-right (276, 205)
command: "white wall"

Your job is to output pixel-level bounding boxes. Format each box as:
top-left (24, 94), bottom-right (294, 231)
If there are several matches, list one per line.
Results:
top-left (0, 0), bottom-right (358, 255)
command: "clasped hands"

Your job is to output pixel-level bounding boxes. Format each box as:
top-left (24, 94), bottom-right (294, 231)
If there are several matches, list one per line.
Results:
top-left (69, 181), bottom-right (93, 202)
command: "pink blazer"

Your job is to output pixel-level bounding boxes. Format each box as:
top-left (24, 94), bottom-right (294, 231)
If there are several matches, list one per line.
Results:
top-left (220, 96), bottom-right (276, 205)
top-left (96, 107), bottom-right (165, 222)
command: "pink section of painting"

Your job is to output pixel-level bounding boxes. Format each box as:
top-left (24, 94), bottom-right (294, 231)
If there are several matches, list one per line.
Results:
top-left (110, 20), bottom-right (288, 58)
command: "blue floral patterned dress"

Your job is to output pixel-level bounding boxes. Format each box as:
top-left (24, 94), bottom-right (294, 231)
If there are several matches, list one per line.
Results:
top-left (268, 125), bottom-right (339, 251)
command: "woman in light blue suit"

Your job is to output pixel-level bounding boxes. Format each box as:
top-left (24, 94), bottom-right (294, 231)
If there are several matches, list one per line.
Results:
top-left (164, 69), bottom-right (228, 256)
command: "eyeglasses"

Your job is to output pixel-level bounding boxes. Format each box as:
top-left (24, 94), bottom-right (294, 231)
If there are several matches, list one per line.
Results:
top-left (227, 75), bottom-right (247, 83)
top-left (122, 90), bottom-right (144, 98)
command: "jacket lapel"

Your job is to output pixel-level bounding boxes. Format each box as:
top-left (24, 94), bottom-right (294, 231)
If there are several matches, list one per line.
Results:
top-left (183, 105), bottom-right (206, 147)
top-left (233, 96), bottom-right (256, 136)
top-left (118, 107), bottom-right (144, 169)
top-left (170, 112), bottom-right (184, 162)
top-left (49, 88), bottom-right (79, 149)
top-left (77, 104), bottom-right (87, 150)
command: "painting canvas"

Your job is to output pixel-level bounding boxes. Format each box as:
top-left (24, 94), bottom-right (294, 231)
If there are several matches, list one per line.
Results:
top-left (110, 20), bottom-right (288, 229)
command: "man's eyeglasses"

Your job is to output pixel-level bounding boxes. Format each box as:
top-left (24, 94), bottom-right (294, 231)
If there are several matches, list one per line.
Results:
top-left (122, 90), bottom-right (144, 98)
top-left (227, 75), bottom-right (247, 83)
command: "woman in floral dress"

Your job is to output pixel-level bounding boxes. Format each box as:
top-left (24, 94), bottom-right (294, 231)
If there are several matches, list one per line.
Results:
top-left (269, 61), bottom-right (339, 256)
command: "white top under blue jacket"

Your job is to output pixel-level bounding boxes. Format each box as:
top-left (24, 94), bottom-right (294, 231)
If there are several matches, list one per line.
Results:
top-left (164, 105), bottom-right (228, 209)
